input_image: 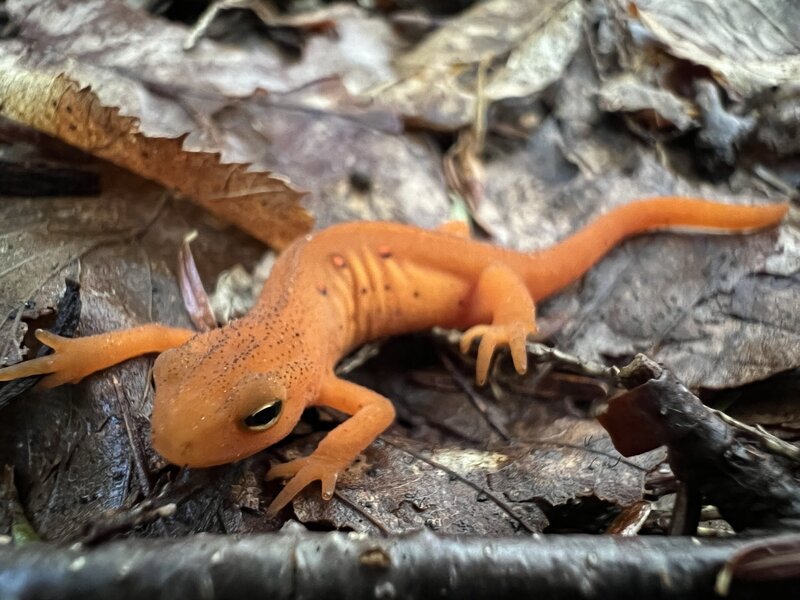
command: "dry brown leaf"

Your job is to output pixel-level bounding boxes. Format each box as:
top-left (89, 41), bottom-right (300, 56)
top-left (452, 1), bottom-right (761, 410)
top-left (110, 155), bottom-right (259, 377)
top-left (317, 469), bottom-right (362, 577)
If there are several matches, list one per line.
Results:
top-left (0, 63), bottom-right (310, 249)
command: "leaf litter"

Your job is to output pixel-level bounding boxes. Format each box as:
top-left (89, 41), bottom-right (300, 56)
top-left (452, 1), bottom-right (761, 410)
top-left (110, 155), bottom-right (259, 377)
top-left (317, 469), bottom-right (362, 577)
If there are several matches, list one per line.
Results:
top-left (0, 0), bottom-right (798, 539)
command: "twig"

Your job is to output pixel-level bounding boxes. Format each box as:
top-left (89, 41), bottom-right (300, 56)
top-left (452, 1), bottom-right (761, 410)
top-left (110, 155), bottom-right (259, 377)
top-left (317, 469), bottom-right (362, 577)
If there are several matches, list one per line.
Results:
top-left (601, 355), bottom-right (800, 532)
top-left (711, 409), bottom-right (800, 463)
top-left (110, 376), bottom-right (153, 498)
top-left (437, 349), bottom-right (511, 441)
top-left (379, 437), bottom-right (538, 534)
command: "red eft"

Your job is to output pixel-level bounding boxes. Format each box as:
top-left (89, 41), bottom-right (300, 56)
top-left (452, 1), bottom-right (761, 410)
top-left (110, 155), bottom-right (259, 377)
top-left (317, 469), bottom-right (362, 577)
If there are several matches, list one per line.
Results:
top-left (0, 197), bottom-right (788, 513)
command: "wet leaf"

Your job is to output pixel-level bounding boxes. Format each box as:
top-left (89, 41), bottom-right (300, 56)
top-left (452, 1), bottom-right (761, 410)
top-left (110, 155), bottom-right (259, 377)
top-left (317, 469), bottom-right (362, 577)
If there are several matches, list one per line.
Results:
top-left (0, 169), bottom-right (265, 540)
top-left (754, 88), bottom-right (800, 158)
top-left (490, 418), bottom-right (661, 509)
top-left (221, 78), bottom-right (449, 228)
top-left (483, 0), bottom-right (583, 101)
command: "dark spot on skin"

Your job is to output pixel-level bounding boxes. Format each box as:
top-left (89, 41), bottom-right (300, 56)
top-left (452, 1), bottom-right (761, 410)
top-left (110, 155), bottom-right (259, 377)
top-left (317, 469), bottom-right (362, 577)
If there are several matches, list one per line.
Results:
top-left (317, 284), bottom-right (328, 296)
top-left (378, 245), bottom-right (392, 259)
top-left (413, 291), bottom-right (420, 298)
top-left (361, 287), bottom-right (367, 295)
top-left (458, 298), bottom-right (466, 307)
top-left (384, 284), bottom-right (390, 291)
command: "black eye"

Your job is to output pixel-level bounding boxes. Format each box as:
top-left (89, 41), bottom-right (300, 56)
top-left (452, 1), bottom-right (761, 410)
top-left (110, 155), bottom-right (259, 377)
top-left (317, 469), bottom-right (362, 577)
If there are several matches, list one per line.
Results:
top-left (243, 400), bottom-right (283, 430)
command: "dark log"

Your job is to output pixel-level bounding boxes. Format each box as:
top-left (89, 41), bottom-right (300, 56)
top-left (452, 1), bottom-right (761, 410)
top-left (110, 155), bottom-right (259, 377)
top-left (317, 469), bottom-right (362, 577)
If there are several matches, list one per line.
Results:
top-left (1, 529), bottom-right (798, 599)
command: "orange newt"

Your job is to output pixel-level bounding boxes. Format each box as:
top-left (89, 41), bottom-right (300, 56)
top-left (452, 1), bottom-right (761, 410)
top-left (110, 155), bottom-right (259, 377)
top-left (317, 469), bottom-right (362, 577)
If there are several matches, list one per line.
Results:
top-left (0, 197), bottom-right (788, 513)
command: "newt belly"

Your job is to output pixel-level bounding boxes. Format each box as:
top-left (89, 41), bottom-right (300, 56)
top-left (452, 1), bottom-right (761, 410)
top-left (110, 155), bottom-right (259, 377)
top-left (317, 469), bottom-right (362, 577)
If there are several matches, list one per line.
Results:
top-left (0, 197), bottom-right (788, 514)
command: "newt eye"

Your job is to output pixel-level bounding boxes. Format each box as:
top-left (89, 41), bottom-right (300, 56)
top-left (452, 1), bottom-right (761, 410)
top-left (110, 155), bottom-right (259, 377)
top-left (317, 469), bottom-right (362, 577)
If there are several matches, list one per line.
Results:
top-left (243, 400), bottom-right (283, 430)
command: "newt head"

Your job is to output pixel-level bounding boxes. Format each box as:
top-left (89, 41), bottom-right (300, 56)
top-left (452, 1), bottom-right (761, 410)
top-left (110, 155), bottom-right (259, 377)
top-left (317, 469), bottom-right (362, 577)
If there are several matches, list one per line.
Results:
top-left (149, 327), bottom-right (316, 468)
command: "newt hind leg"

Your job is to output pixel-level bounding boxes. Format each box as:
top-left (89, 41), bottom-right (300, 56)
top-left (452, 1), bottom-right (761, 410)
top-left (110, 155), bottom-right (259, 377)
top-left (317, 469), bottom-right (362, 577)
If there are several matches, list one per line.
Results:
top-left (266, 375), bottom-right (395, 514)
top-left (460, 262), bottom-right (537, 385)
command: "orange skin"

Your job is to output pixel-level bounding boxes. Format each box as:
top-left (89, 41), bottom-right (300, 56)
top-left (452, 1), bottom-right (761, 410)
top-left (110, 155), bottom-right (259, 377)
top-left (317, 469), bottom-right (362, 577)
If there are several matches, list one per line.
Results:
top-left (0, 198), bottom-right (788, 514)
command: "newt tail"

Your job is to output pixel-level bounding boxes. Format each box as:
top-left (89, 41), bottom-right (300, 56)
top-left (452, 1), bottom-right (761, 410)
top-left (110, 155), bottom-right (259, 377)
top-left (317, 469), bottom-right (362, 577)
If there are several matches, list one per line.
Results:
top-left (0, 196), bottom-right (788, 515)
top-left (524, 198), bottom-right (789, 300)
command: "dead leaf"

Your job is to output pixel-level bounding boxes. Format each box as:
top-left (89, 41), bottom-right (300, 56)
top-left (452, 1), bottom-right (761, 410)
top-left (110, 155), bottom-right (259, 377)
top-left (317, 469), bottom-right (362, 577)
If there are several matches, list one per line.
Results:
top-left (282, 435), bottom-right (548, 535)
top-left (223, 78), bottom-right (449, 228)
top-left (2, 0), bottom-right (799, 544)
top-left (483, 0), bottom-right (583, 101)
top-left (629, 0), bottom-right (800, 97)
top-left (706, 369), bottom-right (800, 431)
top-left (374, 64), bottom-right (477, 130)
top-left (693, 80), bottom-right (756, 178)
top-left (378, 0), bottom-right (584, 129)
top-left (178, 233), bottom-right (217, 332)
top-left (476, 112), bottom-right (796, 389)
top-left (755, 87), bottom-right (800, 157)
top-left (2, 0), bottom-right (448, 241)
top-left (0, 62), bottom-right (310, 250)
top-left (184, 0), bottom-right (338, 52)
top-left (270, 347), bottom-right (660, 534)
top-left (491, 418), bottom-right (662, 509)
top-left (597, 74), bottom-right (699, 132)
top-left (443, 129), bottom-right (486, 224)
top-left (277, 4), bottom-right (402, 95)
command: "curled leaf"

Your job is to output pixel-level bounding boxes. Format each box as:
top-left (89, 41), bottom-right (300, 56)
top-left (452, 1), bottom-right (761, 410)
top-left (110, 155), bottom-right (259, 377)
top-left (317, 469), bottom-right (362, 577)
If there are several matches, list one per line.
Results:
top-left (0, 61), bottom-right (311, 249)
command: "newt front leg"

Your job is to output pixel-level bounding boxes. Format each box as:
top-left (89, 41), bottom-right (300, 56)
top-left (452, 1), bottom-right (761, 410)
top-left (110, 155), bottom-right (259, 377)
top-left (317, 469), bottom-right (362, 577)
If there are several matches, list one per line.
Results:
top-left (0, 324), bottom-right (195, 388)
top-left (265, 375), bottom-right (396, 514)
